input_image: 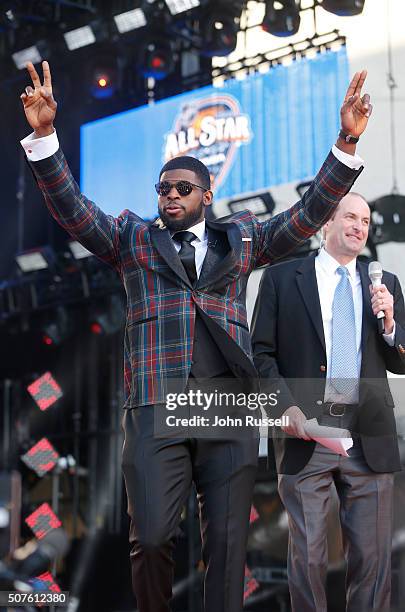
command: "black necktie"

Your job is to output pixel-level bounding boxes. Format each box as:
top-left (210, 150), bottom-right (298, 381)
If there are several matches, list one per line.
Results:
top-left (173, 231), bottom-right (197, 285)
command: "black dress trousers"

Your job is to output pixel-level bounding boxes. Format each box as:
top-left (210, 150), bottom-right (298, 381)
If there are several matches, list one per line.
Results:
top-left (121, 403), bottom-right (259, 612)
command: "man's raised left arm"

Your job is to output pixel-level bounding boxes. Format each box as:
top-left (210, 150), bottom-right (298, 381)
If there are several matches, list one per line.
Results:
top-left (253, 70), bottom-right (372, 267)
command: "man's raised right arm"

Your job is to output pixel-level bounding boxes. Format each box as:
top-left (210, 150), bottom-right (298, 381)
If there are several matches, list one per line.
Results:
top-left (20, 61), bottom-right (123, 269)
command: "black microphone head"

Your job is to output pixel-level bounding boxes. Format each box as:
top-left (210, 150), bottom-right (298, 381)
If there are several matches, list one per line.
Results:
top-left (368, 260), bottom-right (383, 283)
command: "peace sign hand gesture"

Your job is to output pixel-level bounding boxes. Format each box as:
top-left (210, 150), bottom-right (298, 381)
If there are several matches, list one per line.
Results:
top-left (340, 70), bottom-right (372, 138)
top-left (20, 61), bottom-right (57, 137)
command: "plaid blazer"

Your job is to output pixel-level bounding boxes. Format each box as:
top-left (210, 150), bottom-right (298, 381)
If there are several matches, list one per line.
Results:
top-left (29, 148), bottom-right (362, 407)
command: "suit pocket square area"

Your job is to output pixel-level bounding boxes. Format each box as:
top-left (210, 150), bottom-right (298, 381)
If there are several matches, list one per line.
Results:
top-left (242, 237), bottom-right (252, 242)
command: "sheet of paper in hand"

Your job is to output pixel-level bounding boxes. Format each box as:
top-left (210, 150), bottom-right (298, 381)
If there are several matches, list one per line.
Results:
top-left (304, 418), bottom-right (353, 457)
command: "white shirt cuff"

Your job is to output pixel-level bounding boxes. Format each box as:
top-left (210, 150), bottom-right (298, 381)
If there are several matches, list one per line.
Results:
top-left (383, 321), bottom-right (396, 346)
top-left (20, 130), bottom-right (59, 162)
top-left (331, 145), bottom-right (364, 170)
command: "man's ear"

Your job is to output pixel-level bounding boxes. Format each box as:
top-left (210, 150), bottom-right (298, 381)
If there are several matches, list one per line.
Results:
top-left (323, 208), bottom-right (337, 236)
top-left (203, 190), bottom-right (213, 206)
top-left (323, 218), bottom-right (332, 237)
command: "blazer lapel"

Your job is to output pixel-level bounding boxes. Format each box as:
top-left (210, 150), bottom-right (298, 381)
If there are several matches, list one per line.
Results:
top-left (296, 254), bottom-right (326, 351)
top-left (358, 261), bottom-right (374, 353)
top-left (149, 219), bottom-right (241, 291)
top-left (149, 223), bottom-right (193, 288)
top-left (196, 221), bottom-right (240, 290)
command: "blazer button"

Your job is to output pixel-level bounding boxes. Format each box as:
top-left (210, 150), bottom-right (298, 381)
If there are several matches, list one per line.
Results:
top-left (320, 365), bottom-right (326, 372)
top-left (316, 400), bottom-right (323, 405)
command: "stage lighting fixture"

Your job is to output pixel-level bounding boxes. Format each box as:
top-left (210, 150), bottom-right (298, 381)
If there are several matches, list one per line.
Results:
top-left (25, 503), bottom-right (62, 540)
top-left (1, 7), bottom-right (19, 30)
top-left (250, 505), bottom-right (259, 524)
top-left (16, 250), bottom-right (47, 272)
top-left (139, 39), bottom-right (175, 79)
top-left (64, 25), bottom-right (96, 51)
top-left (370, 194), bottom-right (405, 244)
top-left (91, 68), bottom-right (117, 99)
top-left (89, 321), bottom-right (103, 335)
top-left (12, 45), bottom-right (42, 70)
top-left (262, 0), bottom-right (301, 37)
top-left (89, 294), bottom-right (124, 336)
top-left (87, 53), bottom-right (119, 99)
top-left (165, 0), bottom-right (200, 15)
top-left (228, 191), bottom-right (275, 218)
top-left (21, 438), bottom-right (60, 478)
top-left (36, 571), bottom-right (61, 594)
top-left (321, 0), bottom-right (365, 17)
top-left (68, 240), bottom-right (93, 260)
top-left (114, 8), bottom-right (147, 33)
top-left (15, 247), bottom-right (54, 273)
top-left (202, 3), bottom-right (241, 57)
top-left (27, 372), bottom-right (63, 411)
top-left (41, 307), bottom-right (73, 346)
top-left (244, 565), bottom-right (259, 601)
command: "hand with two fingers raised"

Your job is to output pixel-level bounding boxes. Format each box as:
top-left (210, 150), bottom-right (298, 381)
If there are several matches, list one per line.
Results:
top-left (20, 61), bottom-right (57, 137)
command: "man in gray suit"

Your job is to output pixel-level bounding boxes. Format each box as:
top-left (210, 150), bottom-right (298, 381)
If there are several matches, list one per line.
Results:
top-left (252, 192), bottom-right (405, 611)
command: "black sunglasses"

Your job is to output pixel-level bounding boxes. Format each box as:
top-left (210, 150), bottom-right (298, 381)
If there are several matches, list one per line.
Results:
top-left (155, 180), bottom-right (208, 197)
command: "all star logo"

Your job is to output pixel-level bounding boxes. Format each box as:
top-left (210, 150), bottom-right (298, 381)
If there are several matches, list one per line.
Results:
top-left (163, 94), bottom-right (252, 190)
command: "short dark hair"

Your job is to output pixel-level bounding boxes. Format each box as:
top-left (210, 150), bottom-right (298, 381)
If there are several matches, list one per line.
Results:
top-left (159, 156), bottom-right (211, 190)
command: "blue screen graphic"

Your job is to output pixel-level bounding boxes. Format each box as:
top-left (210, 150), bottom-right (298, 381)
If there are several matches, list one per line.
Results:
top-left (80, 48), bottom-right (348, 219)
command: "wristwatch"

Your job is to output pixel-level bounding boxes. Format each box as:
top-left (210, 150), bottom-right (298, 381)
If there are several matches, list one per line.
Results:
top-left (338, 129), bottom-right (359, 144)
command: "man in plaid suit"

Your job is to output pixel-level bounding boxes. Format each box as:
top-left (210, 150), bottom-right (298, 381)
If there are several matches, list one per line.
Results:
top-left (20, 61), bottom-right (371, 612)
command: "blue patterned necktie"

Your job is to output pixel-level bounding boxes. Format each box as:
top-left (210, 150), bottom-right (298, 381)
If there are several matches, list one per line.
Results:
top-left (330, 266), bottom-right (358, 394)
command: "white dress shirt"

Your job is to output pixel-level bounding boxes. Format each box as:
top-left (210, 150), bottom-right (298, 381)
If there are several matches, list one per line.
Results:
top-left (171, 220), bottom-right (208, 278)
top-left (315, 247), bottom-right (395, 403)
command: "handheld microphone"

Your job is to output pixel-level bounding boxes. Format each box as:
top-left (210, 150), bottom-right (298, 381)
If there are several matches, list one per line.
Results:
top-left (368, 261), bottom-right (385, 334)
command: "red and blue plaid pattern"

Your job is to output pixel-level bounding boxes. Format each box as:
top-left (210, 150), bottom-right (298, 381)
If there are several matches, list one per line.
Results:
top-left (30, 148), bottom-right (362, 406)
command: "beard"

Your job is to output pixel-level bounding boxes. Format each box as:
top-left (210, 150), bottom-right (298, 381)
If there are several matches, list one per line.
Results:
top-left (159, 199), bottom-right (205, 232)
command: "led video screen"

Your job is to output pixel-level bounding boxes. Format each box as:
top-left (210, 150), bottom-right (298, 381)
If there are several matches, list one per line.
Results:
top-left (81, 48), bottom-right (348, 219)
